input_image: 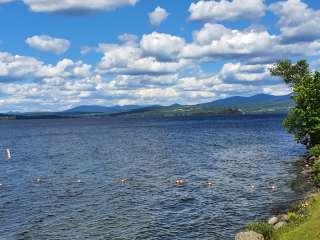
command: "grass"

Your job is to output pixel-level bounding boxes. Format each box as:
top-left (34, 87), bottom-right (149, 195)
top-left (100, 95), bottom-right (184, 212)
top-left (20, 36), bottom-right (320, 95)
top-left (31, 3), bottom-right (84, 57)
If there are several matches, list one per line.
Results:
top-left (246, 222), bottom-right (277, 240)
top-left (277, 194), bottom-right (320, 240)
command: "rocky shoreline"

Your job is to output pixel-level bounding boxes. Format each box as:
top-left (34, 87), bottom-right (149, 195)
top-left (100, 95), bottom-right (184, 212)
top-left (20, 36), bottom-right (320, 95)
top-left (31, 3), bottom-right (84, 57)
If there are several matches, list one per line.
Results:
top-left (235, 154), bottom-right (319, 240)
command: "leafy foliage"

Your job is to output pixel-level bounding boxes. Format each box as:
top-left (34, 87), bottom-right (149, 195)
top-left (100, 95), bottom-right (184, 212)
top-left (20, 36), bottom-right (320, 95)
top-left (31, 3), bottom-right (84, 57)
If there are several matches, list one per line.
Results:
top-left (313, 159), bottom-right (320, 185)
top-left (246, 221), bottom-right (278, 240)
top-left (270, 60), bottom-right (320, 147)
top-left (310, 144), bottom-right (320, 157)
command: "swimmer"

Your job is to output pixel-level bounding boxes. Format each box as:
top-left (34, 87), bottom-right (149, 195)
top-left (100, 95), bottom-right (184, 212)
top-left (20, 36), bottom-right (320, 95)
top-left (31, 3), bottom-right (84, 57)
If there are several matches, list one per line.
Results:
top-left (271, 184), bottom-right (277, 192)
top-left (250, 184), bottom-right (256, 192)
top-left (175, 178), bottom-right (186, 186)
top-left (119, 178), bottom-right (129, 184)
top-left (36, 177), bottom-right (44, 184)
top-left (207, 179), bottom-right (214, 187)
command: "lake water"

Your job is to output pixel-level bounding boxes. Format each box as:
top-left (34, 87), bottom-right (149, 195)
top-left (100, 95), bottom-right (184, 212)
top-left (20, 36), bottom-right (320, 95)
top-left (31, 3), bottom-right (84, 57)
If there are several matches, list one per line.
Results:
top-left (0, 115), bottom-right (307, 240)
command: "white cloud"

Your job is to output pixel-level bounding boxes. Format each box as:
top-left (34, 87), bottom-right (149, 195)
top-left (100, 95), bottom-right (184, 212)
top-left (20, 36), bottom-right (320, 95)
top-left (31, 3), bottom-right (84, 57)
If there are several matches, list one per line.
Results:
top-left (140, 32), bottom-right (185, 60)
top-left (118, 33), bottom-right (138, 46)
top-left (270, 0), bottom-right (320, 43)
top-left (149, 6), bottom-right (169, 26)
top-left (181, 23), bottom-right (320, 63)
top-left (25, 35), bottom-right (70, 54)
top-left (0, 0), bottom-right (14, 3)
top-left (96, 33), bottom-right (191, 76)
top-left (22, 0), bottom-right (139, 13)
top-left (182, 24), bottom-right (277, 60)
top-left (97, 44), bottom-right (190, 75)
top-left (0, 52), bottom-right (91, 81)
top-left (189, 0), bottom-right (265, 22)
top-left (219, 62), bottom-right (272, 83)
top-left (0, 52), bottom-right (43, 80)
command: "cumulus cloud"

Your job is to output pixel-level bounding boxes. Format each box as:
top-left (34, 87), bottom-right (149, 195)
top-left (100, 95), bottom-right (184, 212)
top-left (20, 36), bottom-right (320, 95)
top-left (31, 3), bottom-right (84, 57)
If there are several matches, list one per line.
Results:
top-left (189, 0), bottom-right (265, 22)
top-left (140, 32), bottom-right (185, 60)
top-left (149, 6), bottom-right (169, 26)
top-left (219, 62), bottom-right (273, 83)
top-left (22, 0), bottom-right (139, 14)
top-left (0, 52), bottom-right (91, 81)
top-left (25, 35), bottom-right (70, 54)
top-left (0, 0), bottom-right (14, 3)
top-left (97, 44), bottom-right (190, 75)
top-left (181, 23), bottom-right (320, 64)
top-left (182, 24), bottom-right (277, 61)
top-left (118, 33), bottom-right (138, 46)
top-left (97, 32), bottom-right (191, 75)
top-left (270, 0), bottom-right (320, 43)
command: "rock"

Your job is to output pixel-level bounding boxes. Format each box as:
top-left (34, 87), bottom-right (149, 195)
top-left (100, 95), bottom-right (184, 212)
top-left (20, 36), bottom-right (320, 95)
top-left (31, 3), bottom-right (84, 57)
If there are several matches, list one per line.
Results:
top-left (308, 156), bottom-right (317, 162)
top-left (279, 214), bottom-right (289, 222)
top-left (268, 216), bottom-right (279, 225)
top-left (302, 169), bottom-right (314, 175)
top-left (235, 231), bottom-right (264, 240)
top-left (274, 221), bottom-right (287, 229)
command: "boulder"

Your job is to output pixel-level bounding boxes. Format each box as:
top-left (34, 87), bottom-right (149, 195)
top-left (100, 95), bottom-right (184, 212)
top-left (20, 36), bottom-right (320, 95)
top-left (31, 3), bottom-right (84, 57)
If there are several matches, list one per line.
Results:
top-left (274, 221), bottom-right (287, 229)
top-left (267, 216), bottom-right (278, 225)
top-left (235, 231), bottom-right (264, 240)
top-left (279, 214), bottom-right (289, 222)
top-left (308, 156), bottom-right (317, 162)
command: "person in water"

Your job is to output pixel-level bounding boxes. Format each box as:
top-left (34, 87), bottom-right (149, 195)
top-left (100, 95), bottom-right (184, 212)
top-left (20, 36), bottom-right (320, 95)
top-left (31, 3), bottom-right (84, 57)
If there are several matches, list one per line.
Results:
top-left (207, 179), bottom-right (214, 187)
top-left (175, 178), bottom-right (186, 186)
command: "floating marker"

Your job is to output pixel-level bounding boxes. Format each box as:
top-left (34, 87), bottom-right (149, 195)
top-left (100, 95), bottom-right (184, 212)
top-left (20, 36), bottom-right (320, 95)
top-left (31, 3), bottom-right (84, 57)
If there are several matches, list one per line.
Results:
top-left (5, 149), bottom-right (11, 160)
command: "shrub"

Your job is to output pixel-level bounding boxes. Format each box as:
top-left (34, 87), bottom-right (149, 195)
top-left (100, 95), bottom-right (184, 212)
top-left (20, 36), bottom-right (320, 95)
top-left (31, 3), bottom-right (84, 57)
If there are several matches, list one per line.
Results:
top-left (246, 221), bottom-right (278, 240)
top-left (310, 144), bottom-right (320, 157)
top-left (313, 159), bottom-right (320, 185)
top-left (287, 212), bottom-right (299, 222)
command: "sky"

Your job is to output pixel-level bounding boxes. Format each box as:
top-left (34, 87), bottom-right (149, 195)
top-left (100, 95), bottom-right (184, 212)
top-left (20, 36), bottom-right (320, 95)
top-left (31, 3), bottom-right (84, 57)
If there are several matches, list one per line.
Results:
top-left (0, 0), bottom-right (320, 112)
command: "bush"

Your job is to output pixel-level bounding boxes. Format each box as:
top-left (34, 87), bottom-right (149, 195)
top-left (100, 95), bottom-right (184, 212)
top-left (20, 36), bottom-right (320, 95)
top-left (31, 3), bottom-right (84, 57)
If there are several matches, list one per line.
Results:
top-left (310, 144), bottom-right (320, 157)
top-left (287, 212), bottom-right (299, 222)
top-left (313, 159), bottom-right (320, 185)
top-left (246, 221), bottom-right (278, 240)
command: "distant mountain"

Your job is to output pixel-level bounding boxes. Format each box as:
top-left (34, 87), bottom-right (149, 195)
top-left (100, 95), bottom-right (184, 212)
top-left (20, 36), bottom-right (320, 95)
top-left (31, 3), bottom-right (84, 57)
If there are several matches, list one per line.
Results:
top-left (203, 94), bottom-right (292, 108)
top-left (1, 94), bottom-right (294, 120)
top-left (107, 94), bottom-right (294, 118)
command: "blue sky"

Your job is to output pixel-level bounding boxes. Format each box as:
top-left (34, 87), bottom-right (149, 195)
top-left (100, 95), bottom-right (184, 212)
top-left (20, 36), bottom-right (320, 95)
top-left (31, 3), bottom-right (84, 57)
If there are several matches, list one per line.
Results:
top-left (0, 0), bottom-right (320, 112)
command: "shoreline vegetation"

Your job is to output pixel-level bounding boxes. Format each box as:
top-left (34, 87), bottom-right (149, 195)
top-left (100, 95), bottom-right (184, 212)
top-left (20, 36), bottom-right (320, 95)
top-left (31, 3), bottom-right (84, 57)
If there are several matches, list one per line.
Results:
top-left (236, 60), bottom-right (320, 240)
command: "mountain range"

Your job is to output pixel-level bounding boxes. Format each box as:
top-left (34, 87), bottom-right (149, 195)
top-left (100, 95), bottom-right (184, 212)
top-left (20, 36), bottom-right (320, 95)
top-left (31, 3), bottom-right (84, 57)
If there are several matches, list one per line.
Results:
top-left (1, 94), bottom-right (294, 120)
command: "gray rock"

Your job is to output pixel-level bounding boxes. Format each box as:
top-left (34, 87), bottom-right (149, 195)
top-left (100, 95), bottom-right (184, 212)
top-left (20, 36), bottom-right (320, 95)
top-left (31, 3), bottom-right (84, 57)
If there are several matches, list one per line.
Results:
top-left (279, 214), bottom-right (289, 222)
top-left (235, 231), bottom-right (264, 240)
top-left (267, 216), bottom-right (278, 225)
top-left (308, 156), bottom-right (317, 162)
top-left (274, 221), bottom-right (287, 229)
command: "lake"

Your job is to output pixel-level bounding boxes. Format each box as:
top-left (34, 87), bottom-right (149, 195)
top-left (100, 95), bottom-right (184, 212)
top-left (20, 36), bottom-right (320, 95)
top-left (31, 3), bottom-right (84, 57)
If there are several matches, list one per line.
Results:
top-left (0, 115), bottom-right (307, 239)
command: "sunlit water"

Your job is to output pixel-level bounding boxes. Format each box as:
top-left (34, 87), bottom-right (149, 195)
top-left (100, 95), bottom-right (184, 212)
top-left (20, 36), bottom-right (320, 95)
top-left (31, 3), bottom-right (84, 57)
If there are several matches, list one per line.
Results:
top-left (0, 115), bottom-right (307, 239)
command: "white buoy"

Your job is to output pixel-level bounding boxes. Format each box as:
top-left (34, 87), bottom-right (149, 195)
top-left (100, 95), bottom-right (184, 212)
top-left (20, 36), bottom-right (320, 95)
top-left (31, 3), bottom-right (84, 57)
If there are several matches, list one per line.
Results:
top-left (5, 149), bottom-right (11, 160)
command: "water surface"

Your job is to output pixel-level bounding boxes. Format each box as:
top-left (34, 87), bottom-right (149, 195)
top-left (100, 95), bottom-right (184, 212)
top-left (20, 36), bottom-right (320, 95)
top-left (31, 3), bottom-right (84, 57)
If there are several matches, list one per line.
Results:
top-left (0, 115), bottom-right (306, 239)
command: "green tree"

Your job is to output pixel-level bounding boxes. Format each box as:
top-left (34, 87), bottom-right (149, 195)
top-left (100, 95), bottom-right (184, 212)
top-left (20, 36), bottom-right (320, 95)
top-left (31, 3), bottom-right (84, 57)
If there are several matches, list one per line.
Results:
top-left (270, 60), bottom-right (320, 147)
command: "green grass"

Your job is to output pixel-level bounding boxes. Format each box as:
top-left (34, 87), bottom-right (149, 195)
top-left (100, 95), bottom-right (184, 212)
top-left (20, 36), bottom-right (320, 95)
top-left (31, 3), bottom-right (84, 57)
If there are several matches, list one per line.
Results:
top-left (277, 194), bottom-right (320, 240)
